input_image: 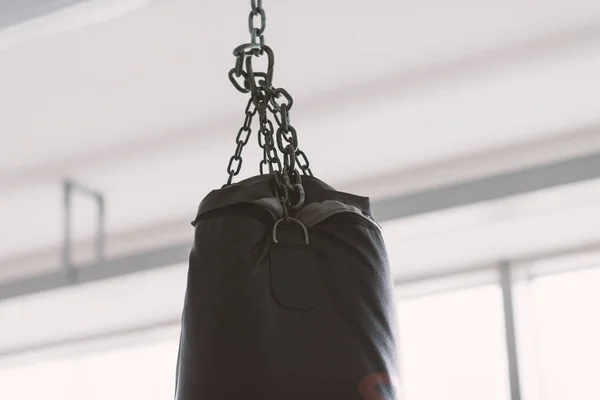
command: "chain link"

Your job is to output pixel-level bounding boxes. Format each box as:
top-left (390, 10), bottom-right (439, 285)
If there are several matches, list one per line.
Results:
top-left (295, 149), bottom-right (313, 176)
top-left (267, 102), bottom-right (282, 126)
top-left (249, 0), bottom-right (266, 48)
top-left (251, 0), bottom-right (262, 10)
top-left (226, 99), bottom-right (256, 185)
top-left (225, 0), bottom-right (314, 215)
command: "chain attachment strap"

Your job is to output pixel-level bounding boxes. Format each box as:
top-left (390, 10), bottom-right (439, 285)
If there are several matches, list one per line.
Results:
top-left (225, 0), bottom-right (314, 222)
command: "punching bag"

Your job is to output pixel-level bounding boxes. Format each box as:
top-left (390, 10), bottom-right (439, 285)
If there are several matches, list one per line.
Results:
top-left (174, 176), bottom-right (400, 400)
top-left (175, 2), bottom-right (400, 398)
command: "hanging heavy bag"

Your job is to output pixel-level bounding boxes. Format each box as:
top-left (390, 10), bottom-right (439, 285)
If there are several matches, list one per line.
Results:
top-left (175, 175), bottom-right (400, 400)
top-left (175, 2), bottom-right (400, 399)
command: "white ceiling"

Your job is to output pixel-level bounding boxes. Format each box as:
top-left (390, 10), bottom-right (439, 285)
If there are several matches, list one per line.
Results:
top-left (2, 0), bottom-right (600, 276)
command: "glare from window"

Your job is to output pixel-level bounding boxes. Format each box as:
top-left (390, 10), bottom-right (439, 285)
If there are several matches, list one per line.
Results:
top-left (531, 267), bottom-right (600, 400)
top-left (397, 285), bottom-right (510, 400)
top-left (6, 269), bottom-right (598, 400)
top-left (0, 339), bottom-right (178, 400)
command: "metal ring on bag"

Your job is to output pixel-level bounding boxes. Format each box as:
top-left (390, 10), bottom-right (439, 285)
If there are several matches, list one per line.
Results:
top-left (272, 217), bottom-right (309, 244)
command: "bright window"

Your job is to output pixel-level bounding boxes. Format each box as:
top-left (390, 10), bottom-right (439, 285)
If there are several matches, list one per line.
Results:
top-left (0, 339), bottom-right (179, 400)
top-left (531, 267), bottom-right (600, 400)
top-left (397, 284), bottom-right (510, 400)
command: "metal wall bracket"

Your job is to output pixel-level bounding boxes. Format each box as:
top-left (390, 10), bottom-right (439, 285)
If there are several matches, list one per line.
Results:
top-left (63, 179), bottom-right (106, 283)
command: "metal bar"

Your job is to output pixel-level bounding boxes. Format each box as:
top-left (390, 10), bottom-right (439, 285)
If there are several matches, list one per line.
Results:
top-left (373, 152), bottom-right (600, 221)
top-left (61, 179), bottom-right (107, 269)
top-left (500, 262), bottom-right (523, 400)
top-left (62, 180), bottom-right (73, 273)
top-left (0, 243), bottom-right (190, 301)
top-left (69, 181), bottom-right (102, 198)
top-left (96, 193), bottom-right (106, 262)
top-left (0, 271), bottom-right (72, 301)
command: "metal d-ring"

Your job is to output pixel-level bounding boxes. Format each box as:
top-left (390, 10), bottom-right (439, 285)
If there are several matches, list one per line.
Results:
top-left (272, 217), bottom-right (309, 244)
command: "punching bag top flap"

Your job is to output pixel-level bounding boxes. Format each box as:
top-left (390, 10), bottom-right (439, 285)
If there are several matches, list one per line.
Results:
top-left (193, 175), bottom-right (373, 226)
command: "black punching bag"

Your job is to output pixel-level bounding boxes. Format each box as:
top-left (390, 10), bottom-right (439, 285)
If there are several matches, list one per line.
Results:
top-left (174, 175), bottom-right (400, 400)
top-left (175, 1), bottom-right (400, 397)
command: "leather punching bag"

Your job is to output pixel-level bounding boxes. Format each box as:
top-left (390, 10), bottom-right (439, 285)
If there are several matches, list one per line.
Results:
top-left (175, 2), bottom-right (400, 396)
top-left (174, 175), bottom-right (400, 400)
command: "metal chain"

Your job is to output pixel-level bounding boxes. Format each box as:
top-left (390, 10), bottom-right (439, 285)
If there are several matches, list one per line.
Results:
top-left (225, 0), bottom-right (313, 215)
top-left (257, 105), bottom-right (281, 175)
top-left (249, 0), bottom-right (266, 49)
top-left (226, 99), bottom-right (256, 185)
top-left (272, 99), bottom-right (313, 178)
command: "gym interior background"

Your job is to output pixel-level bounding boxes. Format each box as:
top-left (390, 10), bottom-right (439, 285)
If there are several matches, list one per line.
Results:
top-left (1, 1), bottom-right (600, 399)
